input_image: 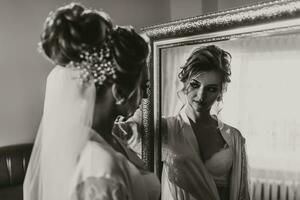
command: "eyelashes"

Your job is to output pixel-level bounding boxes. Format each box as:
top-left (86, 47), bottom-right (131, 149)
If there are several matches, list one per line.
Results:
top-left (188, 81), bottom-right (219, 93)
top-left (189, 81), bottom-right (199, 88)
top-left (207, 87), bottom-right (218, 92)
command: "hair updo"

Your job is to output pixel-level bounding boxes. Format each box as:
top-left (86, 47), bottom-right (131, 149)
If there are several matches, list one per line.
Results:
top-left (178, 45), bottom-right (232, 93)
top-left (40, 3), bottom-right (149, 93)
top-left (40, 3), bottom-right (112, 65)
top-left (110, 26), bottom-right (149, 93)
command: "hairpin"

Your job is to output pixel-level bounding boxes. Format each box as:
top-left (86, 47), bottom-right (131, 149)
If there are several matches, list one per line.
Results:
top-left (67, 43), bottom-right (117, 86)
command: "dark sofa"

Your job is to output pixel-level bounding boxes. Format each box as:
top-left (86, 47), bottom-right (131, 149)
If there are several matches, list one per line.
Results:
top-left (0, 144), bottom-right (33, 200)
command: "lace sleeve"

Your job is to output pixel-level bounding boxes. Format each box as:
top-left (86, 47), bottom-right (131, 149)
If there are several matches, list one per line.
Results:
top-left (73, 176), bottom-right (129, 200)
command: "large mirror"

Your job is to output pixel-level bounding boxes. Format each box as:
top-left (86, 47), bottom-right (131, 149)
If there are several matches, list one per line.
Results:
top-left (141, 0), bottom-right (300, 199)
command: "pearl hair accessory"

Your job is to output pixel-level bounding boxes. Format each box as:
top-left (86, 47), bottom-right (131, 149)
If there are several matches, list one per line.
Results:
top-left (67, 43), bottom-right (117, 86)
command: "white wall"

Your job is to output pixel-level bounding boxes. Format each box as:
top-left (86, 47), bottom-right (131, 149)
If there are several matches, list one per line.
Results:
top-left (169, 0), bottom-right (276, 21)
top-left (169, 0), bottom-right (202, 21)
top-left (0, 0), bottom-right (170, 147)
top-left (217, 0), bottom-right (275, 11)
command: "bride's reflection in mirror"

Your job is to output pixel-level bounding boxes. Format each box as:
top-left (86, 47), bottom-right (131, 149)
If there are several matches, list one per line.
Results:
top-left (159, 45), bottom-right (249, 200)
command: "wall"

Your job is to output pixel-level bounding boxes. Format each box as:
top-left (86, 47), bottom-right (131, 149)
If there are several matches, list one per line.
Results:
top-left (217, 0), bottom-right (275, 11)
top-left (169, 0), bottom-right (202, 21)
top-left (169, 0), bottom-right (276, 21)
top-left (0, 0), bottom-right (170, 147)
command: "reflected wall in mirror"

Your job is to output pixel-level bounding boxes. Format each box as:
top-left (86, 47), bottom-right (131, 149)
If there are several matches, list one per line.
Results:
top-left (142, 0), bottom-right (300, 199)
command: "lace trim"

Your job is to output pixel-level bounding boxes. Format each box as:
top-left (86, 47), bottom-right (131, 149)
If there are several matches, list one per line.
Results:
top-left (74, 176), bottom-right (129, 200)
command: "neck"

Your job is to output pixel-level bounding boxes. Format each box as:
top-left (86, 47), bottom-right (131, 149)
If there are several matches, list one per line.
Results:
top-left (92, 113), bottom-right (117, 144)
top-left (92, 88), bottom-right (118, 144)
top-left (185, 104), bottom-right (212, 124)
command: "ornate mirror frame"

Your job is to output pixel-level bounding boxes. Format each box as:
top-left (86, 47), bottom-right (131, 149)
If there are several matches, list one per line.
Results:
top-left (140, 0), bottom-right (300, 174)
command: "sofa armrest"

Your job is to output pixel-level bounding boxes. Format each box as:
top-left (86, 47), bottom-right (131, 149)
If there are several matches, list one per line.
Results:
top-left (0, 144), bottom-right (33, 187)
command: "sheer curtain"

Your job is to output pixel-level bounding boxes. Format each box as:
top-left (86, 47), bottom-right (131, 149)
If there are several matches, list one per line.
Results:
top-left (161, 33), bottom-right (300, 182)
top-left (161, 47), bottom-right (189, 117)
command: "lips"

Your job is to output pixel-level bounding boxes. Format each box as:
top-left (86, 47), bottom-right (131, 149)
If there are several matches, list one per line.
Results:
top-left (193, 100), bottom-right (206, 107)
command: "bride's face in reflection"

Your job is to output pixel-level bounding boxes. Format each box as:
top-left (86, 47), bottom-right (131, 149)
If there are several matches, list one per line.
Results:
top-left (185, 70), bottom-right (222, 113)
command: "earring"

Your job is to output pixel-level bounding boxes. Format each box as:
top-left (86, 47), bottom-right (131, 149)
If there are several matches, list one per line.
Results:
top-left (112, 84), bottom-right (125, 105)
top-left (216, 99), bottom-right (224, 116)
top-left (116, 99), bottom-right (125, 105)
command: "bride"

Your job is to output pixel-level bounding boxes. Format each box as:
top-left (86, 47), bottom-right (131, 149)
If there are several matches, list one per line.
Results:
top-left (23, 3), bottom-right (160, 200)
